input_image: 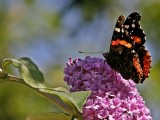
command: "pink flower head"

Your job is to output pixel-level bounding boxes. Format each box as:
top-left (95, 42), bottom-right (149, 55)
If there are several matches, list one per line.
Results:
top-left (64, 56), bottom-right (152, 120)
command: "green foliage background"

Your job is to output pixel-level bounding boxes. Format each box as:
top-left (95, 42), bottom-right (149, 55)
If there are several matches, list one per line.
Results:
top-left (0, 0), bottom-right (159, 119)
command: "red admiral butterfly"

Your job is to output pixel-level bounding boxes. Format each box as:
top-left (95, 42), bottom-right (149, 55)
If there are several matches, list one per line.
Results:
top-left (103, 12), bottom-right (151, 83)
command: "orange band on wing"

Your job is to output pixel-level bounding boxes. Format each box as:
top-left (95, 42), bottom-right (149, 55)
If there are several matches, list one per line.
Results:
top-left (119, 40), bottom-right (132, 48)
top-left (143, 51), bottom-right (151, 78)
top-left (111, 39), bottom-right (120, 46)
top-left (111, 39), bottom-right (132, 48)
top-left (133, 55), bottom-right (143, 83)
top-left (132, 36), bottom-right (142, 44)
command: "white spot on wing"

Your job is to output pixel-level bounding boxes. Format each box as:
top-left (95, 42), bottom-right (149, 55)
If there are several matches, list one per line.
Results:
top-left (143, 31), bottom-right (145, 34)
top-left (131, 50), bottom-right (135, 53)
top-left (125, 25), bottom-right (129, 29)
top-left (132, 24), bottom-right (135, 28)
top-left (121, 29), bottom-right (124, 33)
top-left (115, 28), bottom-right (120, 32)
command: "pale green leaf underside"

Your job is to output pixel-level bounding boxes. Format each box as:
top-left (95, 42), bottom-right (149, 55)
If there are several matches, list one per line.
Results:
top-left (40, 87), bottom-right (91, 112)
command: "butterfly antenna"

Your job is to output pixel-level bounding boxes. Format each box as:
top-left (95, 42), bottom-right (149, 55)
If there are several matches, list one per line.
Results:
top-left (79, 51), bottom-right (103, 54)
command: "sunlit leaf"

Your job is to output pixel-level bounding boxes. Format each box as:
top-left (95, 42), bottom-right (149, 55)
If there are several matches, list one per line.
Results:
top-left (1, 57), bottom-right (91, 119)
top-left (2, 57), bottom-right (45, 88)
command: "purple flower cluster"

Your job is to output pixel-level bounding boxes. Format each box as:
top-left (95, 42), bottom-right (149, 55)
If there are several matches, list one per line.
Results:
top-left (64, 56), bottom-right (152, 120)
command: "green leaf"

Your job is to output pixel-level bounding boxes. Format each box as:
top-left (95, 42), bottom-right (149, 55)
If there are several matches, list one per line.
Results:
top-left (70, 91), bottom-right (91, 112)
top-left (40, 87), bottom-right (91, 113)
top-left (1, 57), bottom-right (91, 119)
top-left (2, 57), bottom-right (45, 88)
top-left (25, 112), bottom-right (73, 120)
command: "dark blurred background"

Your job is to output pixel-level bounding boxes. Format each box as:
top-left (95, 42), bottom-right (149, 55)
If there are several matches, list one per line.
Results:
top-left (0, 0), bottom-right (159, 120)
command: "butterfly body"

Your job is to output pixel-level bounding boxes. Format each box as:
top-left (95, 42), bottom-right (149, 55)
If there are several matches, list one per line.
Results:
top-left (103, 12), bottom-right (151, 83)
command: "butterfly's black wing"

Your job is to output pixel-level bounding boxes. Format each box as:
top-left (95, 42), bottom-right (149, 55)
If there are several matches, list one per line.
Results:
top-left (123, 12), bottom-right (146, 49)
top-left (103, 12), bottom-right (151, 83)
top-left (103, 15), bottom-right (135, 80)
top-left (123, 12), bottom-right (151, 83)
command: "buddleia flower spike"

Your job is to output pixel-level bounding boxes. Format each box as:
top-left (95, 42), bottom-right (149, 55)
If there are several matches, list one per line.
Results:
top-left (64, 56), bottom-right (152, 120)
